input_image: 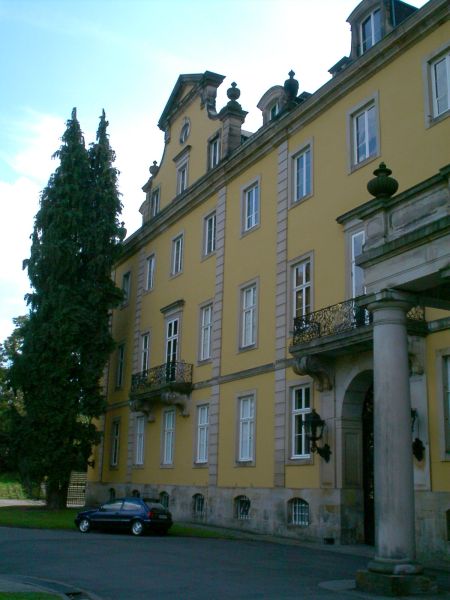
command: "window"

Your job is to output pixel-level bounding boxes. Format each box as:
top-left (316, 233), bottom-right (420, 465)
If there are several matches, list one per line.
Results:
top-left (116, 344), bottom-right (125, 388)
top-left (243, 183), bottom-right (259, 232)
top-left (146, 254), bottom-right (155, 291)
top-left (235, 495), bottom-right (251, 520)
top-left (160, 491), bottom-right (169, 508)
top-left (135, 415), bottom-right (145, 465)
top-left (353, 103), bottom-right (377, 165)
top-left (360, 9), bottom-right (381, 54)
top-left (209, 137), bottom-right (220, 169)
top-left (294, 146), bottom-right (311, 202)
top-left (291, 386), bottom-right (311, 459)
top-left (196, 404), bottom-right (209, 463)
top-left (351, 231), bottom-right (365, 297)
top-left (110, 420), bottom-right (120, 467)
top-left (238, 395), bottom-right (255, 462)
top-left (444, 355), bottom-right (450, 453)
top-left (177, 163), bottom-right (188, 194)
top-left (269, 101), bottom-right (280, 120)
top-left (179, 120), bottom-right (190, 144)
top-left (122, 271), bottom-right (131, 304)
top-left (171, 234), bottom-right (183, 275)
top-left (193, 493), bottom-right (205, 517)
top-left (240, 283), bottom-right (257, 348)
top-left (150, 188), bottom-right (160, 218)
top-left (289, 498), bottom-right (310, 526)
top-left (430, 52), bottom-right (450, 118)
top-left (123, 499), bottom-right (141, 510)
top-left (199, 304), bottom-right (213, 362)
top-left (162, 409), bottom-right (175, 465)
top-left (165, 317), bottom-right (179, 374)
top-left (140, 333), bottom-right (150, 373)
top-left (203, 212), bottom-right (216, 256)
top-left (292, 259), bottom-right (311, 319)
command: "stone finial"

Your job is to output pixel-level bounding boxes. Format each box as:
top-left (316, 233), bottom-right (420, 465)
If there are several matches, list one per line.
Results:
top-left (367, 162), bottom-right (399, 200)
top-left (284, 70), bottom-right (299, 101)
top-left (227, 82), bottom-right (241, 103)
top-left (149, 161), bottom-right (159, 176)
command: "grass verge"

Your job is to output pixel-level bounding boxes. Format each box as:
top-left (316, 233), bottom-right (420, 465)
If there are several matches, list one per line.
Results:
top-left (0, 506), bottom-right (235, 539)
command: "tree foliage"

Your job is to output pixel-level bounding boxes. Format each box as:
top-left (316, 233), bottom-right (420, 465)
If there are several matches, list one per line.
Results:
top-left (10, 109), bottom-right (125, 508)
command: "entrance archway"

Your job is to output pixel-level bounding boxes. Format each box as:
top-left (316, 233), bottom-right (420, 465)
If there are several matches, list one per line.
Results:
top-left (340, 370), bottom-right (374, 545)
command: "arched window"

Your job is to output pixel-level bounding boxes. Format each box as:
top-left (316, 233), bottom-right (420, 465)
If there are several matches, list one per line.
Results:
top-left (289, 498), bottom-right (310, 527)
top-left (160, 491), bottom-right (169, 509)
top-left (235, 495), bottom-right (251, 520)
top-left (192, 493), bottom-right (205, 517)
top-left (131, 489), bottom-right (140, 498)
top-left (108, 487), bottom-right (116, 501)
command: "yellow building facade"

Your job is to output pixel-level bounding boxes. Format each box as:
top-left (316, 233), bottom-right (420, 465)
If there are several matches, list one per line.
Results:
top-left (87, 0), bottom-right (450, 562)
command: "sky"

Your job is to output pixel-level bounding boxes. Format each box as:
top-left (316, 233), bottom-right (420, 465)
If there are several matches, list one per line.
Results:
top-left (0, 0), bottom-right (427, 343)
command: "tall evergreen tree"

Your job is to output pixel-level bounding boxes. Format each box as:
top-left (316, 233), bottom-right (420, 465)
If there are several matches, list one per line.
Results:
top-left (11, 109), bottom-right (125, 508)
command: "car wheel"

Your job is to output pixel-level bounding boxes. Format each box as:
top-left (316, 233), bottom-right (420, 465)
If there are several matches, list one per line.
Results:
top-left (131, 520), bottom-right (144, 536)
top-left (78, 518), bottom-right (91, 533)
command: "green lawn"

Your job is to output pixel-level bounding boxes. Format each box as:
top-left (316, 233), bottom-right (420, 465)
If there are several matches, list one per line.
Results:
top-left (0, 594), bottom-right (59, 599)
top-left (0, 506), bottom-right (234, 539)
top-left (0, 474), bottom-right (28, 501)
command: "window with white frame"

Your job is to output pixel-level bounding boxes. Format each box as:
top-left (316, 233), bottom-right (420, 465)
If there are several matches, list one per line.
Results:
top-left (199, 304), bottom-right (213, 361)
top-left (203, 212), bottom-right (216, 256)
top-left (240, 283), bottom-right (257, 348)
top-left (171, 234), bottom-right (183, 275)
top-left (196, 404), bottom-right (209, 463)
top-left (116, 344), bottom-right (125, 388)
top-left (140, 333), bottom-right (150, 373)
top-left (352, 102), bottom-right (378, 165)
top-left (110, 419), bottom-right (120, 466)
top-left (294, 146), bottom-right (312, 202)
top-left (238, 395), bottom-right (255, 462)
top-left (269, 101), bottom-right (280, 120)
top-left (430, 51), bottom-right (450, 118)
top-left (150, 188), bottom-right (160, 218)
top-left (360, 9), bottom-right (381, 55)
top-left (122, 271), bottom-right (131, 304)
top-left (443, 355), bottom-right (450, 453)
top-left (235, 495), bottom-right (251, 520)
top-left (351, 231), bottom-right (365, 297)
top-left (209, 136), bottom-right (220, 169)
top-left (291, 386), bottom-right (311, 459)
top-left (177, 162), bottom-right (188, 194)
top-left (135, 415), bottom-right (145, 465)
top-left (160, 491), bottom-right (169, 508)
top-left (289, 498), bottom-right (310, 526)
top-left (292, 259), bottom-right (311, 319)
top-left (146, 254), bottom-right (155, 291)
top-left (243, 183), bottom-right (259, 232)
top-left (162, 409), bottom-right (175, 465)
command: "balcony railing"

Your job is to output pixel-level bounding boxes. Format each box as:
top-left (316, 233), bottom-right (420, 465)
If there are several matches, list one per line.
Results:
top-left (131, 361), bottom-right (193, 396)
top-left (292, 296), bottom-right (425, 346)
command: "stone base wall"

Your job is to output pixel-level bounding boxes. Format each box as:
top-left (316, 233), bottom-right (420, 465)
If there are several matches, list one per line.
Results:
top-left (85, 481), bottom-right (450, 561)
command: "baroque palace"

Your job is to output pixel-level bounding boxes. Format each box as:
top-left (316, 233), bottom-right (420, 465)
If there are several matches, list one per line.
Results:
top-left (87, 0), bottom-right (450, 573)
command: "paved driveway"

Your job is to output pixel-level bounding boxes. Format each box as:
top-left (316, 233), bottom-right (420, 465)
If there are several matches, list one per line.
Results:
top-left (0, 527), bottom-right (447, 599)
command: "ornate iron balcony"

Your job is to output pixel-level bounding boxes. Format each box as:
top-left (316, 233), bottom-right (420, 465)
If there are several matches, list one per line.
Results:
top-left (292, 296), bottom-right (425, 346)
top-left (131, 361), bottom-right (193, 396)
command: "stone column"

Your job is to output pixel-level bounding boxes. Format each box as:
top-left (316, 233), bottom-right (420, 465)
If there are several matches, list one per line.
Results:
top-left (368, 299), bottom-right (419, 573)
top-left (356, 296), bottom-right (436, 595)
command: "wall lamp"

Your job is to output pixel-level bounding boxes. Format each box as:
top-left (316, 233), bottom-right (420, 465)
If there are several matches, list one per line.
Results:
top-left (304, 409), bottom-right (332, 462)
top-left (411, 409), bottom-right (425, 462)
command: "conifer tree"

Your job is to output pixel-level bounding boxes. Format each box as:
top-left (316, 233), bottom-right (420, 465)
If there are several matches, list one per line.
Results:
top-left (12, 109), bottom-right (125, 508)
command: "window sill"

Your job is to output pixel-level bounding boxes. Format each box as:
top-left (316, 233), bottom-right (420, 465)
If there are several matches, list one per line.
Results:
top-left (426, 109), bottom-right (449, 129)
top-left (201, 251), bottom-right (216, 262)
top-left (241, 223), bottom-right (261, 239)
top-left (194, 461), bottom-right (208, 468)
top-left (290, 192), bottom-right (313, 209)
top-left (169, 271), bottom-right (183, 280)
top-left (287, 456), bottom-right (313, 466)
top-left (132, 464), bottom-right (145, 469)
top-left (197, 358), bottom-right (212, 366)
top-left (349, 151), bottom-right (379, 174)
top-left (235, 460), bottom-right (255, 467)
top-left (238, 344), bottom-right (257, 354)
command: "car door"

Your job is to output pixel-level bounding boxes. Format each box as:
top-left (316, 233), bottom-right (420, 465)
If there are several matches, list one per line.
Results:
top-left (120, 499), bottom-right (144, 529)
top-left (93, 500), bottom-right (124, 530)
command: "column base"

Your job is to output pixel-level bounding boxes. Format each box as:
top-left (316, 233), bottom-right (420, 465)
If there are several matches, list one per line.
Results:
top-left (356, 569), bottom-right (438, 596)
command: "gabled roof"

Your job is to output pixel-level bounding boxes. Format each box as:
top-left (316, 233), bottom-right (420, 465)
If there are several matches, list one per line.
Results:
top-left (158, 71), bottom-right (225, 131)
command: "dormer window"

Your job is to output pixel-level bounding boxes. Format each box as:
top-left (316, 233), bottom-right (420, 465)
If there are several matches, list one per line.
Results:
top-left (150, 188), bottom-right (160, 218)
top-left (360, 9), bottom-right (381, 54)
top-left (208, 136), bottom-right (221, 169)
top-left (269, 102), bottom-right (280, 121)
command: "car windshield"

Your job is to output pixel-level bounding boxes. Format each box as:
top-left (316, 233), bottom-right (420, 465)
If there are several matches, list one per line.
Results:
top-left (144, 502), bottom-right (167, 510)
top-left (101, 501), bottom-right (123, 511)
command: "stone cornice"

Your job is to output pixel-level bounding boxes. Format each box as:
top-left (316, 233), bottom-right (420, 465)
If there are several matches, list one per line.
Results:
top-left (118, 0), bottom-right (448, 265)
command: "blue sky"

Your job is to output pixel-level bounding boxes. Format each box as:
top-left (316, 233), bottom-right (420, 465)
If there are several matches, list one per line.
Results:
top-left (0, 0), bottom-right (426, 342)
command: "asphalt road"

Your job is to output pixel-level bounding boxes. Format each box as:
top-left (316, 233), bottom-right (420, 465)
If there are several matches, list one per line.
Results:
top-left (0, 527), bottom-right (448, 599)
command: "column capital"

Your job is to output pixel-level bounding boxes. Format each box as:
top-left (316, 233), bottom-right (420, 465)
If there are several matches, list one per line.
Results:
top-left (359, 289), bottom-right (416, 313)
